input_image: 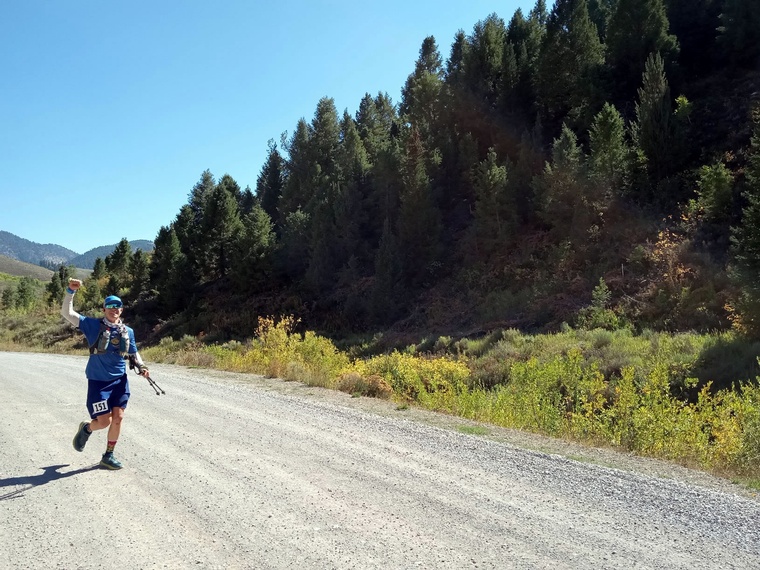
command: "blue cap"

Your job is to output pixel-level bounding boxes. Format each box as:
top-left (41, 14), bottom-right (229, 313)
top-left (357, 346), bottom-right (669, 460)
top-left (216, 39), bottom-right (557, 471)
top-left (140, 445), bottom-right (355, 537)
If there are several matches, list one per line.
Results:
top-left (104, 295), bottom-right (123, 308)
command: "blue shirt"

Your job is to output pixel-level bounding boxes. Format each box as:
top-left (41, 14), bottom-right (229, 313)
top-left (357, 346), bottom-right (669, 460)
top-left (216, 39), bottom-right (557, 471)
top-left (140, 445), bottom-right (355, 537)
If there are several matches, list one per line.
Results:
top-left (78, 316), bottom-right (138, 381)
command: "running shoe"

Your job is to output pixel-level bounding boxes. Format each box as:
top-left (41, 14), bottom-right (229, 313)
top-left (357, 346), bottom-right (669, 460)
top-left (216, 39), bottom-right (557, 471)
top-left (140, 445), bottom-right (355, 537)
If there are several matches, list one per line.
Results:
top-left (99, 452), bottom-right (123, 470)
top-left (72, 421), bottom-right (91, 452)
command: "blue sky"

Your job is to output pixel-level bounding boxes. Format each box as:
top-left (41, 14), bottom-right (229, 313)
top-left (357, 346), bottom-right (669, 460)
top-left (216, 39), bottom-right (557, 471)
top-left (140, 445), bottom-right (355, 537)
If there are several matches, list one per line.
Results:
top-left (1, 1), bottom-right (530, 254)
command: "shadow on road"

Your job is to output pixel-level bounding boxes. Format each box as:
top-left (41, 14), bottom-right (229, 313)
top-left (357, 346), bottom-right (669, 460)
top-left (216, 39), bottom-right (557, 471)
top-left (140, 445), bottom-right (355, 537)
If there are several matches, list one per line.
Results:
top-left (0, 464), bottom-right (100, 501)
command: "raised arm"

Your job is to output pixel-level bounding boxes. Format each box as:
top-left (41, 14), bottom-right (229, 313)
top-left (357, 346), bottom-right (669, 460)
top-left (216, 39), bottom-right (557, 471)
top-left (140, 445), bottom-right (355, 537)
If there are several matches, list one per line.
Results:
top-left (61, 278), bottom-right (82, 327)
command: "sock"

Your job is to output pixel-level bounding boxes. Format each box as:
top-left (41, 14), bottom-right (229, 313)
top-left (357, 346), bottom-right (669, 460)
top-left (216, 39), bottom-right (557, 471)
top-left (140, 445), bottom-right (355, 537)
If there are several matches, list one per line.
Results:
top-left (106, 440), bottom-right (117, 453)
top-left (84, 423), bottom-right (92, 434)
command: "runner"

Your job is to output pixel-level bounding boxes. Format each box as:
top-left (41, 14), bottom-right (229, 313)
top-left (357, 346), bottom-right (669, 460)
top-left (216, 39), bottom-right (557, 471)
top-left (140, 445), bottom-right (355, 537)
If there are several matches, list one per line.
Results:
top-left (60, 278), bottom-right (150, 470)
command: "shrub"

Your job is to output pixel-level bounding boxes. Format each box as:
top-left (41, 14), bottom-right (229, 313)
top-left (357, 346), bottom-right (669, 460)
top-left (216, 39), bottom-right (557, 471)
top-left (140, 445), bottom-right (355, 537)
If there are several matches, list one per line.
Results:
top-left (337, 372), bottom-right (393, 399)
top-left (346, 351), bottom-right (470, 407)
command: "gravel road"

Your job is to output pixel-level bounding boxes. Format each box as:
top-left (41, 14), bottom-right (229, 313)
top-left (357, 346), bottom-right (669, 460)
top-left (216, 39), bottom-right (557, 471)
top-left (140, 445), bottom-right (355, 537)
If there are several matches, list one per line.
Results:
top-left (1, 351), bottom-right (759, 570)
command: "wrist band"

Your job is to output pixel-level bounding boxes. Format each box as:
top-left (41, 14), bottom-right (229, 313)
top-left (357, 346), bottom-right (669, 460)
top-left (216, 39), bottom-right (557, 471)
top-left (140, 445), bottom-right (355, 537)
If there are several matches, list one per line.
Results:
top-left (66, 287), bottom-right (75, 294)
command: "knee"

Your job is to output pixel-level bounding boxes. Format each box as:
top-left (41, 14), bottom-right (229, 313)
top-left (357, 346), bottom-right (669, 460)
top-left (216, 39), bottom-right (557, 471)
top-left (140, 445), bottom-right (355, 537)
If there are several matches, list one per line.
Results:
top-left (93, 414), bottom-right (111, 428)
top-left (112, 410), bottom-right (125, 425)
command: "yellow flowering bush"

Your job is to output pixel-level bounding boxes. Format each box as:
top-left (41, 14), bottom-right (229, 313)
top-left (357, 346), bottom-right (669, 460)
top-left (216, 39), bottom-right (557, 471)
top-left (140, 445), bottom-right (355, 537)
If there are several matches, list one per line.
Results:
top-left (344, 350), bottom-right (470, 408)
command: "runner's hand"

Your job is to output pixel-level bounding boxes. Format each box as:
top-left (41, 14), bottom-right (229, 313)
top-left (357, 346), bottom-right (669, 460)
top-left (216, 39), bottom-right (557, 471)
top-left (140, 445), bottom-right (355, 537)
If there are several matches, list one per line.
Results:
top-left (68, 278), bottom-right (82, 291)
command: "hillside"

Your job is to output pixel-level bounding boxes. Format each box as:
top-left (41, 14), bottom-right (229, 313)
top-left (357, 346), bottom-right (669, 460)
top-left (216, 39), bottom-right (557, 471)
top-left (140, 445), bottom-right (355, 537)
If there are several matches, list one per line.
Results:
top-left (0, 255), bottom-right (54, 281)
top-left (0, 255), bottom-right (93, 282)
top-left (7, 1), bottom-right (760, 346)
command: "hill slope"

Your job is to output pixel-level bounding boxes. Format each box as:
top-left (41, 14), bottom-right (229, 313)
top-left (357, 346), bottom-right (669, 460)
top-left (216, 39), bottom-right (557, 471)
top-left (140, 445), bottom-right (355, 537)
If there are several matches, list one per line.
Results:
top-left (0, 255), bottom-right (54, 281)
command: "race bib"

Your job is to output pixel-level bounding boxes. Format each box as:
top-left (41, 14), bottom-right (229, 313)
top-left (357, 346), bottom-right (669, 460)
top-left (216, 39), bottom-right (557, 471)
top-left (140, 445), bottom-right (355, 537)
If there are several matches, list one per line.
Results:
top-left (92, 400), bottom-right (109, 414)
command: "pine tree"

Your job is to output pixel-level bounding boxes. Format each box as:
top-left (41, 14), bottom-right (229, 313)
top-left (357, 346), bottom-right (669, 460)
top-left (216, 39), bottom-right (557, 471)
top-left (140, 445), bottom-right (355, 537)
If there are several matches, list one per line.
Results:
top-left (499, 42), bottom-right (520, 116)
top-left (587, 0), bottom-right (615, 39)
top-left (279, 209), bottom-right (310, 281)
top-left (181, 171), bottom-right (216, 278)
top-left (606, 0), bottom-right (679, 103)
top-left (463, 14), bottom-right (507, 111)
top-left (305, 194), bottom-right (339, 294)
top-left (589, 102), bottom-right (629, 194)
top-left (106, 275), bottom-right (120, 298)
top-left (172, 204), bottom-right (197, 274)
top-left (339, 111), bottom-right (371, 183)
top-left (534, 124), bottom-right (593, 244)
top-left (200, 183), bottom-right (243, 280)
top-left (503, 0), bottom-right (548, 132)
top-left (397, 127), bottom-right (441, 286)
top-left (436, 129), bottom-right (479, 239)
top-left (240, 186), bottom-right (256, 217)
top-left (217, 173), bottom-right (242, 205)
top-left (694, 162), bottom-right (734, 223)
top-left (336, 111), bottom-right (372, 268)
top-left (400, 36), bottom-right (444, 147)
top-left (1, 287), bottom-right (15, 309)
top-left (309, 97), bottom-right (342, 199)
top-left (444, 30), bottom-right (469, 89)
top-left (151, 225), bottom-right (177, 294)
top-left (371, 217), bottom-right (403, 323)
top-left (472, 148), bottom-right (515, 258)
top-left (302, 98), bottom-right (343, 293)
top-left (506, 8), bottom-right (529, 46)
top-left (523, 1), bottom-right (548, 67)
top-left (256, 139), bottom-right (285, 226)
top-left (279, 119), bottom-right (313, 218)
top-left (188, 170), bottom-right (216, 221)
top-left (730, 109), bottom-right (760, 335)
top-left (48, 264), bottom-right (76, 304)
top-left (150, 225), bottom-right (188, 313)
top-left (535, 0), bottom-right (605, 131)
top-left (15, 277), bottom-right (36, 310)
top-left (105, 238), bottom-right (132, 285)
top-left (445, 15), bottom-right (511, 154)
top-left (231, 204), bottom-right (276, 291)
top-left (128, 249), bottom-right (150, 298)
top-left (92, 257), bottom-right (106, 279)
top-left (45, 271), bottom-right (63, 305)
top-left (359, 94), bottom-right (402, 248)
top-left (82, 278), bottom-right (102, 310)
top-left (512, 120), bottom-right (546, 224)
top-left (355, 92), bottom-right (395, 164)
top-left (632, 52), bottom-right (676, 191)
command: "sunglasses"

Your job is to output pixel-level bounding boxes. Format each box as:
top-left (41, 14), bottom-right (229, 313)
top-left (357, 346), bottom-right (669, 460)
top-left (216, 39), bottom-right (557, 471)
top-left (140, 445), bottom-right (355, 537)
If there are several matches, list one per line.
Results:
top-left (104, 303), bottom-right (123, 309)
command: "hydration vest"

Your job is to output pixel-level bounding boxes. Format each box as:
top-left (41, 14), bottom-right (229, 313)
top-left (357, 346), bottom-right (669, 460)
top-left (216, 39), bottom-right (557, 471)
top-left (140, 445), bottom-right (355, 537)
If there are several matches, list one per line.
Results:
top-left (89, 319), bottom-right (130, 357)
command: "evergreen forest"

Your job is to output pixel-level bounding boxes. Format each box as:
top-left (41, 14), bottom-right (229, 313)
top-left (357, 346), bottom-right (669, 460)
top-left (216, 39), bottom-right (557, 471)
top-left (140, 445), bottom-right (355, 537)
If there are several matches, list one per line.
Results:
top-left (35, 0), bottom-right (760, 345)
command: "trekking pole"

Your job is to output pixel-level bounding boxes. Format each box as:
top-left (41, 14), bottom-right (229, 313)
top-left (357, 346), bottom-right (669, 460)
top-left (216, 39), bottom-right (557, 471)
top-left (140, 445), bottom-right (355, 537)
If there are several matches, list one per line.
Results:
top-left (128, 355), bottom-right (165, 395)
top-left (144, 374), bottom-right (165, 395)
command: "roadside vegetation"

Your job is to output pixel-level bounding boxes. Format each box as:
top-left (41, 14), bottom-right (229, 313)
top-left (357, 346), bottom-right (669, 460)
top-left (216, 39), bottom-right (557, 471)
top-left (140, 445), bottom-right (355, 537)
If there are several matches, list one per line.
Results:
top-left (3, 303), bottom-right (759, 487)
top-left (139, 317), bottom-right (760, 485)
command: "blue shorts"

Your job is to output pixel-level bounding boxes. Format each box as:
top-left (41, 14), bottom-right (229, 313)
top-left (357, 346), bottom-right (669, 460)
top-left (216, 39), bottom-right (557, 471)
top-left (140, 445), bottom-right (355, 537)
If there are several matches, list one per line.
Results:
top-left (86, 374), bottom-right (130, 418)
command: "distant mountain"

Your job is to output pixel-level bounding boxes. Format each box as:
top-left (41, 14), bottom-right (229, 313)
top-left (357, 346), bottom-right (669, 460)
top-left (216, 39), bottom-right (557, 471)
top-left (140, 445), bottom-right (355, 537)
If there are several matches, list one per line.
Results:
top-left (0, 231), bottom-right (154, 271)
top-left (0, 230), bottom-right (77, 266)
top-left (69, 240), bottom-right (154, 270)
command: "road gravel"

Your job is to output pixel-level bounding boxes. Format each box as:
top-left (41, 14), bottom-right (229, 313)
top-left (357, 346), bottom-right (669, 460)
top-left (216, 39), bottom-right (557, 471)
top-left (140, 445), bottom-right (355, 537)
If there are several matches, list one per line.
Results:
top-left (1, 351), bottom-right (759, 570)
